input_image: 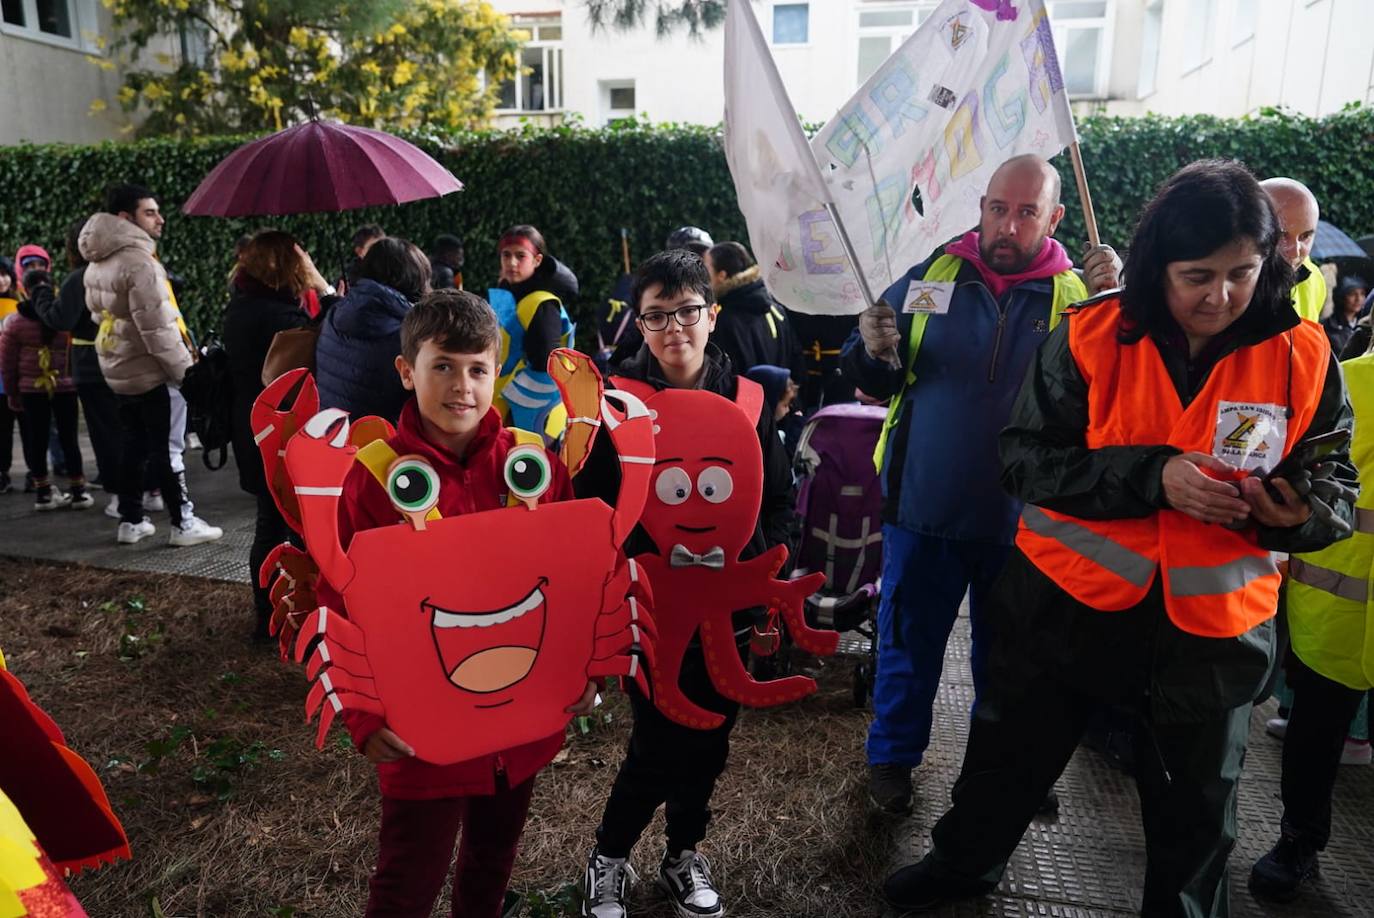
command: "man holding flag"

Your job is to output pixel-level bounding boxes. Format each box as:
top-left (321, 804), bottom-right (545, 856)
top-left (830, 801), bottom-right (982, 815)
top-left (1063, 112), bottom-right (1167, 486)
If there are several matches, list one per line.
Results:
top-left (844, 154), bottom-right (1119, 814)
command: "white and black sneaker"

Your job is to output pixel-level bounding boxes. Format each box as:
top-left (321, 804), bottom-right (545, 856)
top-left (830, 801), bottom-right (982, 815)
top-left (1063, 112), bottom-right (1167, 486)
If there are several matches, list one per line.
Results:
top-left (658, 849), bottom-right (724, 917)
top-left (582, 847), bottom-right (636, 918)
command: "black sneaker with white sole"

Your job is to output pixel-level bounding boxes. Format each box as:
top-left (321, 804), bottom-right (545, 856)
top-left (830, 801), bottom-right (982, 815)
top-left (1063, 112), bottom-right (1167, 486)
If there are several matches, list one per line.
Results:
top-left (582, 847), bottom-right (636, 918)
top-left (658, 849), bottom-right (724, 917)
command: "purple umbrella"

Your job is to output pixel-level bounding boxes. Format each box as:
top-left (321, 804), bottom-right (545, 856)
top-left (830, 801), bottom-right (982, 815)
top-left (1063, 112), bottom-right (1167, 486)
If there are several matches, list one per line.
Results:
top-left (182, 120), bottom-right (462, 217)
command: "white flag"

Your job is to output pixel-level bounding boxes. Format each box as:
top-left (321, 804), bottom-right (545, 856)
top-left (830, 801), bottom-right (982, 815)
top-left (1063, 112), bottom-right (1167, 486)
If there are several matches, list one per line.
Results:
top-left (741, 0), bottom-right (1078, 315)
top-left (722, 0), bottom-right (836, 307)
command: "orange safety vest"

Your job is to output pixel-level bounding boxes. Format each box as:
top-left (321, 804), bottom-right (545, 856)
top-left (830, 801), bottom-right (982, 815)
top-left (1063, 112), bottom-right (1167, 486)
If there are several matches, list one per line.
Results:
top-left (1015, 298), bottom-right (1330, 638)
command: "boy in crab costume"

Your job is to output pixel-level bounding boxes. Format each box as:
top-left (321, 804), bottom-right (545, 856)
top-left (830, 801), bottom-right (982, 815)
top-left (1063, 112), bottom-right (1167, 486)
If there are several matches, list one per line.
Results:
top-left (577, 250), bottom-right (837, 918)
top-left (267, 290), bottom-right (655, 918)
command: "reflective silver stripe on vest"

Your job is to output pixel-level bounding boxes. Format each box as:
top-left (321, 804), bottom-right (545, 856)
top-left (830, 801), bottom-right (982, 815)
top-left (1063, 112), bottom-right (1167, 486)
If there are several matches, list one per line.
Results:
top-left (1289, 557), bottom-right (1369, 603)
top-left (1168, 553), bottom-right (1279, 597)
top-left (1021, 505), bottom-right (1156, 588)
top-left (1356, 508), bottom-right (1374, 534)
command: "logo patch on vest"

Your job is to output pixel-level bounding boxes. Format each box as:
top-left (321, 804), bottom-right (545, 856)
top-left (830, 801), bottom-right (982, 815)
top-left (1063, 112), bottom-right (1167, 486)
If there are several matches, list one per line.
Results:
top-left (902, 281), bottom-right (954, 315)
top-left (1213, 401), bottom-right (1287, 473)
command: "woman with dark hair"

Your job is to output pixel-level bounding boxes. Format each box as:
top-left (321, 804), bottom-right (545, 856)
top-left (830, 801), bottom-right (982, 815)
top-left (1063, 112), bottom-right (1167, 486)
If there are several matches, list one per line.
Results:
top-left (704, 240), bottom-right (800, 378)
top-left (316, 236), bottom-right (431, 423)
top-left (490, 224), bottom-right (576, 441)
top-left (222, 229), bottom-right (329, 640)
top-left (883, 159), bottom-right (1357, 916)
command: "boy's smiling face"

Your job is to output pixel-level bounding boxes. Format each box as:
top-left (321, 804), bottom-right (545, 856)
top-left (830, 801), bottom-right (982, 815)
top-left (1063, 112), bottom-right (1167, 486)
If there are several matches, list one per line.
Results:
top-left (637, 281), bottom-right (718, 384)
top-left (396, 338), bottom-right (497, 456)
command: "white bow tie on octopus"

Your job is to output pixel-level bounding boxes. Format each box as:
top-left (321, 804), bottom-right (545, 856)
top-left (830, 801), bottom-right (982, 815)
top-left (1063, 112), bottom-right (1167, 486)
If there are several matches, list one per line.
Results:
top-left (669, 544), bottom-right (727, 569)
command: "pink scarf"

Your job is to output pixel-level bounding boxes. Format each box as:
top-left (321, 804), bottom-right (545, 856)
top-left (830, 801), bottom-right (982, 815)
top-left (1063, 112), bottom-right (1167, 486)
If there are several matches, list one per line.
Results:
top-left (943, 231), bottom-right (1073, 298)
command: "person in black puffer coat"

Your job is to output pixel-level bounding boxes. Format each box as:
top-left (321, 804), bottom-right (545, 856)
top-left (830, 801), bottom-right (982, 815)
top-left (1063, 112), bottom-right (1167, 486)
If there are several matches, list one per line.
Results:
top-left (316, 237), bottom-right (431, 424)
top-left (705, 241), bottom-right (801, 379)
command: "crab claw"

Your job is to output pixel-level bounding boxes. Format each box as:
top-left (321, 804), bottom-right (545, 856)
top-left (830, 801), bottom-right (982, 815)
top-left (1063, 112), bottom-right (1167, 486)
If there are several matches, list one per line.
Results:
top-left (600, 389), bottom-right (655, 546)
top-left (303, 408), bottom-right (351, 446)
top-left (252, 370), bottom-right (320, 535)
top-left (549, 348), bottom-right (605, 478)
top-left (293, 607), bottom-right (366, 664)
top-left (304, 637), bottom-right (370, 682)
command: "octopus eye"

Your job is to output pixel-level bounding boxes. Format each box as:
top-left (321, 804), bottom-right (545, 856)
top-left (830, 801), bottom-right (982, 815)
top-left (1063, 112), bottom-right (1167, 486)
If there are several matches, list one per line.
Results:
top-left (505, 445), bottom-right (552, 502)
top-left (697, 466), bottom-right (734, 504)
top-left (387, 457), bottom-right (440, 516)
top-left (655, 467), bottom-right (692, 506)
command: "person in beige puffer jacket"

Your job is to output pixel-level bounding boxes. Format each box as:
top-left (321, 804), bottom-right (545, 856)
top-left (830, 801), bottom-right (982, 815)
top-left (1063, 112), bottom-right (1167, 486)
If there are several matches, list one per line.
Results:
top-left (79, 184), bottom-right (222, 548)
top-left (79, 212), bottom-right (191, 394)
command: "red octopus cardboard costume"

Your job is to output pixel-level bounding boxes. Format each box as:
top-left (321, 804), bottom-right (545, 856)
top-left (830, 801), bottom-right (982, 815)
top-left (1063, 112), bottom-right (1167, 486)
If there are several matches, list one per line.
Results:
top-left (609, 377), bottom-right (839, 729)
top-left (253, 354), bottom-right (659, 766)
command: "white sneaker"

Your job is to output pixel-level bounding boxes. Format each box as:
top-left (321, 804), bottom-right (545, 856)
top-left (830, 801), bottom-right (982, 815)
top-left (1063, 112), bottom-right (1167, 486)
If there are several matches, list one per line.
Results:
top-left (582, 848), bottom-right (636, 918)
top-left (1341, 739), bottom-right (1372, 766)
top-left (117, 518), bottom-right (156, 544)
top-left (69, 488), bottom-right (95, 510)
top-left (105, 495), bottom-right (121, 519)
top-left (34, 488), bottom-right (71, 511)
top-left (658, 849), bottom-right (724, 918)
top-left (169, 515), bottom-right (223, 547)
top-left (1266, 717), bottom-right (1288, 740)
top-left (143, 490), bottom-right (165, 512)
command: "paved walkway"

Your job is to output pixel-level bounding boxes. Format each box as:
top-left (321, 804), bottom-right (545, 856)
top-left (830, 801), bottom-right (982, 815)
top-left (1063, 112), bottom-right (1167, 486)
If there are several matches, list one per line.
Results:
top-left (3, 436), bottom-right (1372, 916)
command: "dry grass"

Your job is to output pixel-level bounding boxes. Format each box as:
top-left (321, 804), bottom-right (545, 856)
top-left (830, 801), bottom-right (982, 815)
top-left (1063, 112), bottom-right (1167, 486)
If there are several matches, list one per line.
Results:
top-left (0, 558), bottom-right (895, 917)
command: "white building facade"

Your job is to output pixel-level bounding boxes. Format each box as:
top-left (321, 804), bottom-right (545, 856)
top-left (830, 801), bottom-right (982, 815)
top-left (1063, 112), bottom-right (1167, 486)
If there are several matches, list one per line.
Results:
top-left (489, 0), bottom-right (1374, 129)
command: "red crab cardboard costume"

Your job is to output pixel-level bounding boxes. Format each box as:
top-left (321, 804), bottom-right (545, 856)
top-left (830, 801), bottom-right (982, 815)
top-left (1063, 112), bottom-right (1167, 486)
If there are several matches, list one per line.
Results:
top-left (609, 376), bottom-right (840, 729)
top-left (253, 354), bottom-right (659, 767)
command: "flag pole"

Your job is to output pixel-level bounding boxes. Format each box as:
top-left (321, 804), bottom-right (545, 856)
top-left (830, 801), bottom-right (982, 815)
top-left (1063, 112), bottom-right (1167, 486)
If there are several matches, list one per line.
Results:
top-left (1069, 141), bottom-right (1100, 247)
top-left (822, 201), bottom-right (880, 309)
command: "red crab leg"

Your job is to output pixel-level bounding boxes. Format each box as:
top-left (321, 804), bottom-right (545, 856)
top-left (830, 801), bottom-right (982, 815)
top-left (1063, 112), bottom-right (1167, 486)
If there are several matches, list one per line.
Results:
top-left (304, 639), bottom-right (370, 682)
top-left (312, 689), bottom-right (385, 750)
top-left (305, 670), bottom-right (378, 719)
top-left (293, 607), bottom-right (366, 664)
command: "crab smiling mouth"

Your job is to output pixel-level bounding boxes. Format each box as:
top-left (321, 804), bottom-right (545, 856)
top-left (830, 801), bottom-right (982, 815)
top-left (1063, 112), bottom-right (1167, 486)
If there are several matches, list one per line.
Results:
top-left (425, 578), bottom-right (548, 694)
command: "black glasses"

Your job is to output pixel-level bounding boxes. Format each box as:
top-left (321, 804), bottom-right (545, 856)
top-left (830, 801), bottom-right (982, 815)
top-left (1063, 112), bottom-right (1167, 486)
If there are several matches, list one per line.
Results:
top-left (638, 304), bottom-right (707, 332)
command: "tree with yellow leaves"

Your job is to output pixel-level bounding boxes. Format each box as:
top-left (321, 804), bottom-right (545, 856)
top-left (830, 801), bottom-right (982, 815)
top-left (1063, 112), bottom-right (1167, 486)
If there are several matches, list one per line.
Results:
top-left (104, 0), bottom-right (523, 137)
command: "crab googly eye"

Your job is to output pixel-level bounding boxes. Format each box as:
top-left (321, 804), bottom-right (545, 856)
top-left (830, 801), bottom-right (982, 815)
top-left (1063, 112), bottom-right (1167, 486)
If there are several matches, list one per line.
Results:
top-left (505, 445), bottom-right (552, 502)
top-left (655, 467), bottom-right (692, 505)
top-left (387, 457), bottom-right (440, 516)
top-left (697, 466), bottom-right (734, 504)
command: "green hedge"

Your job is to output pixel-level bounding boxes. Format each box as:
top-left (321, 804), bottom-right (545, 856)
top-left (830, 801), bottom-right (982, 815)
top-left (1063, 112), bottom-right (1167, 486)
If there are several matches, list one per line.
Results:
top-left (1, 107), bottom-right (1371, 340)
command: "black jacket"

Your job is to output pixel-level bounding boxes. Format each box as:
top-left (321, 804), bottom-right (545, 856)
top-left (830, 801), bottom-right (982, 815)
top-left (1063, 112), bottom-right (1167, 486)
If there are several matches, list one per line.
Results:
top-left (28, 267), bottom-right (103, 387)
top-left (221, 273), bottom-right (310, 495)
top-left (709, 267), bottom-right (801, 378)
top-left (988, 295), bottom-right (1356, 722)
top-left (576, 343), bottom-right (798, 632)
top-left (497, 255), bottom-right (578, 374)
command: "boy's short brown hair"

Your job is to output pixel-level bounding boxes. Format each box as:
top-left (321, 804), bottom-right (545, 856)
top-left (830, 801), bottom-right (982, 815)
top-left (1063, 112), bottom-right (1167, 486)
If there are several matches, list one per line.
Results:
top-left (401, 289), bottom-right (501, 363)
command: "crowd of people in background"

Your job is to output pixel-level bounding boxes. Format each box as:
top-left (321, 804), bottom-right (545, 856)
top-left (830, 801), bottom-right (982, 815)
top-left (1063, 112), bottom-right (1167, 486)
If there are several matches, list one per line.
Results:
top-left (4, 158), bottom-right (1373, 918)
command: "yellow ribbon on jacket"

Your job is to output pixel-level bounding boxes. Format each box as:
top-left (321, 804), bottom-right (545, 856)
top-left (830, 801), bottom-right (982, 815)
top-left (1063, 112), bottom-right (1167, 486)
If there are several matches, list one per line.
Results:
top-left (33, 348), bottom-right (58, 396)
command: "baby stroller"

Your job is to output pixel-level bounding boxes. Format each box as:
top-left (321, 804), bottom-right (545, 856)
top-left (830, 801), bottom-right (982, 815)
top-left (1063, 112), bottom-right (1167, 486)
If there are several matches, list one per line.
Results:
top-left (792, 403), bottom-right (887, 706)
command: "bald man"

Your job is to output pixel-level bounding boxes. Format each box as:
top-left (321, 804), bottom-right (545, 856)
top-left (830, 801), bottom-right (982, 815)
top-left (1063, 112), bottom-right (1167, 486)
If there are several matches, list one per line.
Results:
top-left (1262, 177), bottom-right (1327, 322)
top-left (841, 154), bottom-right (1121, 815)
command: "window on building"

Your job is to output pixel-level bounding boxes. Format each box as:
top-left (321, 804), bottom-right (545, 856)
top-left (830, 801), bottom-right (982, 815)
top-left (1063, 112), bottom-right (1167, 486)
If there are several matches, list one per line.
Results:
top-left (855, 2), bottom-right (935, 84)
top-left (1137, 0), bottom-right (1163, 98)
top-left (496, 17), bottom-right (564, 113)
top-left (601, 80), bottom-right (636, 124)
top-left (1231, 0), bottom-right (1257, 45)
top-left (1, 0), bottom-right (95, 43)
top-left (772, 3), bottom-right (809, 45)
top-left (1048, 0), bottom-right (1111, 98)
top-left (1181, 0), bottom-right (1216, 72)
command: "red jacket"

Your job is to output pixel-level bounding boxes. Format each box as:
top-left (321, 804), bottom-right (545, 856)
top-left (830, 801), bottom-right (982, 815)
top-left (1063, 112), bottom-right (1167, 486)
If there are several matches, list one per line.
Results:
top-left (0, 303), bottom-right (75, 397)
top-left (329, 397), bottom-right (574, 799)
